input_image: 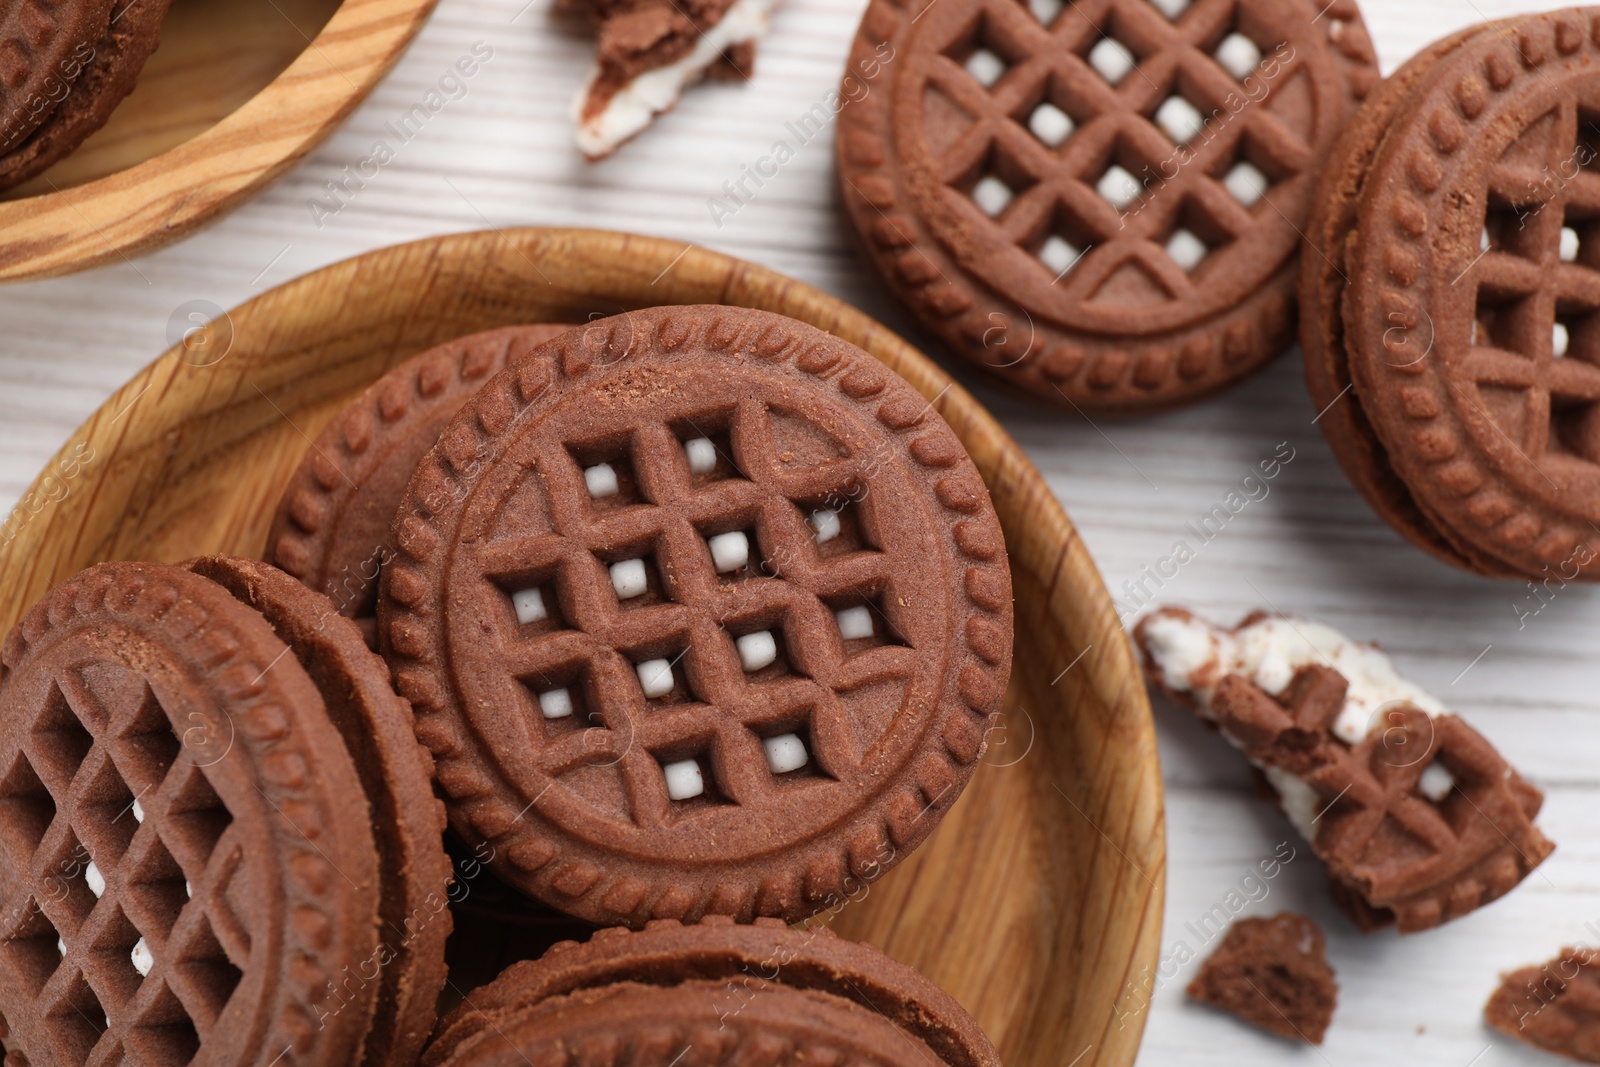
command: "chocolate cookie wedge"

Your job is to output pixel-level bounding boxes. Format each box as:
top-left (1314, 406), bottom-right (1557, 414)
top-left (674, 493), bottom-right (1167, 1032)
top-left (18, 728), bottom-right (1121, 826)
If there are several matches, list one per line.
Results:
top-left (837, 0), bottom-right (1377, 412)
top-left (0, 561), bottom-right (384, 1066)
top-left (422, 918), bottom-right (1001, 1067)
top-left (1135, 607), bottom-right (1554, 932)
top-left (379, 305), bottom-right (1013, 927)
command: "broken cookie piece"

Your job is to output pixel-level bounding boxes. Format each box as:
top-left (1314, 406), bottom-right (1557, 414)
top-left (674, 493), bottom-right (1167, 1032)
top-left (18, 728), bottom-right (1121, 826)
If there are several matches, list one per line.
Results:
top-left (1486, 948), bottom-right (1600, 1063)
top-left (1135, 608), bottom-right (1554, 933)
top-left (568, 0), bottom-right (780, 159)
top-left (1188, 912), bottom-right (1337, 1044)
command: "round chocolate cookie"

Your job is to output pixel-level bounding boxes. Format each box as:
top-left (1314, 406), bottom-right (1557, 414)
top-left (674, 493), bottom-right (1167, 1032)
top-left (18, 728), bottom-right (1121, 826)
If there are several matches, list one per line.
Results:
top-left (269, 324), bottom-right (574, 647)
top-left (1308, 8), bottom-right (1600, 580)
top-left (422, 918), bottom-right (1001, 1067)
top-left (183, 555), bottom-right (454, 1067)
top-left (0, 0), bottom-right (113, 154)
top-left (836, 0), bottom-right (1377, 413)
top-left (378, 305), bottom-right (1013, 926)
top-left (0, 0), bottom-right (175, 192)
top-left (0, 561), bottom-right (382, 1066)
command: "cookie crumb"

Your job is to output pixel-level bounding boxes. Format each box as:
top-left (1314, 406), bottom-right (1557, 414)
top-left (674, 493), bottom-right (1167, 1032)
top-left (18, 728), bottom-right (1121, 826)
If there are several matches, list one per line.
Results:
top-left (1187, 912), bottom-right (1337, 1044)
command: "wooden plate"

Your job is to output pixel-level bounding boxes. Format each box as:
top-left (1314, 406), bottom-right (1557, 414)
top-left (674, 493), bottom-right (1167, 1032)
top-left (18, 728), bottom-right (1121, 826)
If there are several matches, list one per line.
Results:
top-left (0, 0), bottom-right (437, 283)
top-left (0, 228), bottom-right (1166, 1067)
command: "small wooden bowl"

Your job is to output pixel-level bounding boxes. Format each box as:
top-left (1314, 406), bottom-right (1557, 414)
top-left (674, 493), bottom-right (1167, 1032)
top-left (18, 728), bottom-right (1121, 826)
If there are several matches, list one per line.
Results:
top-left (0, 229), bottom-right (1166, 1067)
top-left (0, 0), bottom-right (437, 283)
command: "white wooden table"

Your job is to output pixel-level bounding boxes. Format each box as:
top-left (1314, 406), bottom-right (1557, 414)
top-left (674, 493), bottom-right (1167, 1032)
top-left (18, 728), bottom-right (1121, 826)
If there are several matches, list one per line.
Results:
top-left (0, 0), bottom-right (1586, 1063)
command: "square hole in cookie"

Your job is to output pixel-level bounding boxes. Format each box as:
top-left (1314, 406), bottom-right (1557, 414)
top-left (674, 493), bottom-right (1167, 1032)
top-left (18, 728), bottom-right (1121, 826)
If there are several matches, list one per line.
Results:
top-left (75, 760), bottom-right (139, 865)
top-left (1086, 36), bottom-right (1139, 86)
top-left (520, 661), bottom-right (608, 740)
top-left (44, 970), bottom-right (109, 1063)
top-left (793, 490), bottom-right (875, 561)
top-left (952, 141), bottom-right (1039, 221)
top-left (119, 840), bottom-right (188, 939)
top-left (651, 743), bottom-right (734, 814)
top-left (0, 752), bottom-right (57, 862)
top-left (122, 994), bottom-right (200, 1067)
top-left (565, 432), bottom-right (646, 510)
top-left (84, 903), bottom-right (145, 1004)
top-left (725, 614), bottom-right (800, 683)
top-left (595, 543), bottom-right (672, 609)
top-left (1147, 0), bottom-right (1190, 20)
top-left (1213, 32), bottom-right (1262, 81)
top-left (28, 687), bottom-right (96, 796)
top-left (1096, 159), bottom-right (1153, 213)
top-left (0, 902), bottom-right (66, 995)
top-left (624, 637), bottom-right (708, 708)
top-left (1471, 293), bottom-right (1541, 357)
top-left (1554, 306), bottom-right (1600, 363)
top-left (111, 691), bottom-right (181, 800)
top-left (1220, 160), bottom-right (1269, 207)
top-left (945, 9), bottom-right (1033, 88)
top-left (1024, 0), bottom-right (1063, 26)
top-left (1482, 199), bottom-right (1546, 260)
top-left (825, 589), bottom-right (908, 657)
top-left (1164, 203), bottom-right (1234, 274)
top-left (159, 763), bottom-right (233, 868)
top-left (1154, 94), bottom-right (1209, 145)
top-left (488, 569), bottom-right (570, 637)
top-left (694, 517), bottom-right (766, 582)
top-left (669, 411), bottom-right (743, 485)
top-left (751, 719), bottom-right (830, 784)
top-left (1025, 203), bottom-right (1098, 281)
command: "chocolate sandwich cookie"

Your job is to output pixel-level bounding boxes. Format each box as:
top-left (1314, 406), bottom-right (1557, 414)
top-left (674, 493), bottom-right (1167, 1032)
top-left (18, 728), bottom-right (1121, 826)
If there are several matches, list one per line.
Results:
top-left (421, 918), bottom-right (1001, 1067)
top-left (1304, 9), bottom-right (1600, 580)
top-left (0, 561), bottom-right (383, 1066)
top-left (269, 324), bottom-right (574, 648)
top-left (1485, 947), bottom-right (1600, 1063)
top-left (379, 305), bottom-right (1013, 926)
top-left (1187, 913), bottom-right (1336, 1044)
top-left (0, 0), bottom-right (175, 192)
top-left (836, 0), bottom-right (1377, 413)
top-left (1135, 607), bottom-right (1554, 932)
top-left (0, 0), bottom-right (113, 153)
top-left (182, 555), bottom-right (453, 1067)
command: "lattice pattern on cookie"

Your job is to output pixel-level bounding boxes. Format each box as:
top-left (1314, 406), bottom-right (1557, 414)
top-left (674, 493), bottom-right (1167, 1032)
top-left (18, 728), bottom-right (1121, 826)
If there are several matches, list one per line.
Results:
top-left (0, 663), bottom-right (251, 1065)
top-left (1212, 666), bottom-right (1553, 931)
top-left (1462, 100), bottom-right (1600, 469)
top-left (477, 400), bottom-right (913, 829)
top-left (931, 0), bottom-right (1310, 289)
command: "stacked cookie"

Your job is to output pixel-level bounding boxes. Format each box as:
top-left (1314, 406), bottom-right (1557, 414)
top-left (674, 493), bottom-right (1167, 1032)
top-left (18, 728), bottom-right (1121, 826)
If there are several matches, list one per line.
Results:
top-left (0, 557), bottom-right (451, 1066)
top-left (0, 0), bottom-right (174, 192)
top-left (422, 919), bottom-right (1001, 1067)
top-left (1304, 7), bottom-right (1600, 582)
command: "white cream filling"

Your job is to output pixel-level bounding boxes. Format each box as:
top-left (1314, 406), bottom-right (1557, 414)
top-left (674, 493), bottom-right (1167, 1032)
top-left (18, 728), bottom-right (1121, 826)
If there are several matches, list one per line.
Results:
top-left (1263, 765), bottom-right (1320, 841)
top-left (574, 0), bottom-right (782, 158)
top-left (1142, 611), bottom-right (1444, 743)
top-left (1142, 609), bottom-right (1455, 839)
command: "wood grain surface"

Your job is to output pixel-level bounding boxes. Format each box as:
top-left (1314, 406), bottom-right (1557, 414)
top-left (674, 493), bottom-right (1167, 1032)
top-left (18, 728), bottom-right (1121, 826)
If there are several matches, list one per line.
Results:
top-left (0, 229), bottom-right (1165, 1067)
top-left (0, 1), bottom-right (1588, 1064)
top-left (0, 0), bottom-right (436, 282)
